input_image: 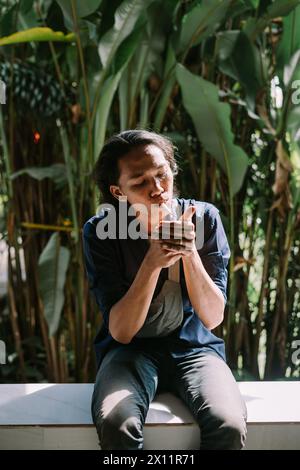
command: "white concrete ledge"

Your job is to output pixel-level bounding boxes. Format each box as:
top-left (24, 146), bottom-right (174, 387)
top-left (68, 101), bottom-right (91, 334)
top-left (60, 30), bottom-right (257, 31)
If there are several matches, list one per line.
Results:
top-left (0, 382), bottom-right (299, 450)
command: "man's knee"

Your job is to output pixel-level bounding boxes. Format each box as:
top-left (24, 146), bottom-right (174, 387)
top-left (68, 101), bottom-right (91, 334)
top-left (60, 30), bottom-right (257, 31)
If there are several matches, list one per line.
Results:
top-left (200, 408), bottom-right (247, 450)
top-left (93, 407), bottom-right (144, 450)
top-left (219, 415), bottom-right (247, 449)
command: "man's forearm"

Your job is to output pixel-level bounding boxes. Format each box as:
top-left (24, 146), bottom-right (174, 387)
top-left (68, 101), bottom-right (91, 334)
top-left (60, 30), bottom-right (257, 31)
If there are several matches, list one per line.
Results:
top-left (109, 257), bottom-right (161, 344)
top-left (182, 250), bottom-right (225, 330)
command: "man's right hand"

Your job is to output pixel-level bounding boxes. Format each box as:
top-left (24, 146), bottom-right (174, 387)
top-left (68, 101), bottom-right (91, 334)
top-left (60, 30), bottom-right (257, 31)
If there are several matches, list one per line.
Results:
top-left (144, 238), bottom-right (183, 270)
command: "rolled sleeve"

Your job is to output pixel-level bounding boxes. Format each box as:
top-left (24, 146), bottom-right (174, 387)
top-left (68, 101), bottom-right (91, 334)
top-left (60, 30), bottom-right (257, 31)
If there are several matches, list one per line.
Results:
top-left (197, 203), bottom-right (231, 303)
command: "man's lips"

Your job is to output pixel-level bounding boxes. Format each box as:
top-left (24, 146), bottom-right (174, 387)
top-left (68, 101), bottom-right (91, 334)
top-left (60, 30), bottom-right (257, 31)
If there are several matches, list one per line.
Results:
top-left (152, 197), bottom-right (169, 205)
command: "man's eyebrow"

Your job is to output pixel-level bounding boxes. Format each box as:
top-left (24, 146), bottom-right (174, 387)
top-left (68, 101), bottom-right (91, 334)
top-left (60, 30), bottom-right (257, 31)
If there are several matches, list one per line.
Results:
top-left (128, 164), bottom-right (166, 180)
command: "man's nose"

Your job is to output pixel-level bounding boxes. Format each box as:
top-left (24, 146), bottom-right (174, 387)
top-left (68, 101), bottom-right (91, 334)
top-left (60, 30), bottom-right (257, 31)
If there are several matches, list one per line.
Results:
top-left (150, 177), bottom-right (164, 197)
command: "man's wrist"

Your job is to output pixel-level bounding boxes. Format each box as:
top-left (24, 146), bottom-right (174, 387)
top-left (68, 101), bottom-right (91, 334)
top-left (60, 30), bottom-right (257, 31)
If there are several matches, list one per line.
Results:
top-left (182, 248), bottom-right (202, 265)
top-left (143, 252), bottom-right (162, 274)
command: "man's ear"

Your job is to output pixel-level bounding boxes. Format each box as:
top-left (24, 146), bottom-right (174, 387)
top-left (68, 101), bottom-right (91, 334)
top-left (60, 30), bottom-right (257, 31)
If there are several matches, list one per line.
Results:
top-left (109, 185), bottom-right (124, 201)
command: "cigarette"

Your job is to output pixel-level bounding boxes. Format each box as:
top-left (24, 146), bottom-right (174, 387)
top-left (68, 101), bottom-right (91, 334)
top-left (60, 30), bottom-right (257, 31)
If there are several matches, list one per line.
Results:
top-left (160, 203), bottom-right (172, 215)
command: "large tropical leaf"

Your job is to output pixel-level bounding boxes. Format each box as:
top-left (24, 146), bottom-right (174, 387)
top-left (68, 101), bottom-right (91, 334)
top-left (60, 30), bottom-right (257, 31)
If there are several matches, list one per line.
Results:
top-left (0, 3), bottom-right (18, 38)
top-left (118, 39), bottom-right (153, 130)
top-left (38, 233), bottom-right (70, 337)
top-left (176, 64), bottom-right (249, 195)
top-left (129, 2), bottom-right (168, 110)
top-left (217, 30), bottom-right (264, 110)
top-left (94, 25), bottom-right (142, 161)
top-left (118, 0), bottom-right (170, 130)
top-left (94, 73), bottom-right (123, 162)
top-left (10, 164), bottom-right (67, 189)
top-left (287, 106), bottom-right (300, 142)
top-left (56, 0), bottom-right (103, 19)
top-left (56, 0), bottom-right (103, 31)
top-left (153, 40), bottom-right (177, 130)
top-left (244, 0), bottom-right (300, 40)
top-left (98, 0), bottom-right (155, 69)
top-left (0, 27), bottom-right (75, 45)
top-left (276, 4), bottom-right (300, 72)
top-left (283, 49), bottom-right (300, 87)
top-left (178, 0), bottom-right (231, 54)
top-left (263, 0), bottom-right (300, 18)
top-left (154, 0), bottom-right (231, 131)
top-left (128, 0), bottom-right (175, 130)
top-left (290, 142), bottom-right (300, 193)
top-left (278, 50), bottom-right (300, 137)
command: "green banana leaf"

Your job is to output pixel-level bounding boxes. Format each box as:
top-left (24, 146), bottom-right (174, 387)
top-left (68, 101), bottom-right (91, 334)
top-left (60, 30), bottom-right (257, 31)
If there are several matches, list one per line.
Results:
top-left (94, 26), bottom-right (143, 161)
top-left (0, 27), bottom-right (75, 45)
top-left (178, 0), bottom-right (231, 53)
top-left (217, 30), bottom-right (264, 110)
top-left (98, 0), bottom-right (155, 69)
top-left (244, 0), bottom-right (300, 40)
top-left (38, 233), bottom-right (70, 337)
top-left (176, 64), bottom-right (249, 195)
top-left (56, 0), bottom-right (103, 20)
top-left (10, 164), bottom-right (67, 189)
top-left (276, 4), bottom-right (300, 73)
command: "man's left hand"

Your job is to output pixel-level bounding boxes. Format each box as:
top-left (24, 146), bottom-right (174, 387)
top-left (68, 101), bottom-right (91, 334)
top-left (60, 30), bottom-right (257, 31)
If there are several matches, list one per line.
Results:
top-left (157, 206), bottom-right (197, 257)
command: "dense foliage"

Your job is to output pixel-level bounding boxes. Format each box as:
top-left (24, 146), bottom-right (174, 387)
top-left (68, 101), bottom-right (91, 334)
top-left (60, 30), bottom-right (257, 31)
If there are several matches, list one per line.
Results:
top-left (0, 0), bottom-right (299, 383)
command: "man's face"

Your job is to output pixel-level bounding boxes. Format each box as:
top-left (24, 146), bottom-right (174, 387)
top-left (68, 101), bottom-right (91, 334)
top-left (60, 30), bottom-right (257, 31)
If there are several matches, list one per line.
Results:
top-left (110, 144), bottom-right (174, 232)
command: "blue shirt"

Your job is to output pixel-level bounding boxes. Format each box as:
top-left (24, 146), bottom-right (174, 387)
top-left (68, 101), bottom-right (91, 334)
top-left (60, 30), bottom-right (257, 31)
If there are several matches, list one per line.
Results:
top-left (82, 198), bottom-right (230, 369)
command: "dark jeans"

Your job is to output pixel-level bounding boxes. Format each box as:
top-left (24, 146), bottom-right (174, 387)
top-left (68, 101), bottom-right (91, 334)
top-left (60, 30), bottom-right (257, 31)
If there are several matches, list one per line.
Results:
top-left (91, 343), bottom-right (247, 450)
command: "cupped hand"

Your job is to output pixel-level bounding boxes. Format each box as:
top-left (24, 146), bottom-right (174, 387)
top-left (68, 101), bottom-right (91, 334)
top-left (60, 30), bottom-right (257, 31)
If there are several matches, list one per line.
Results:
top-left (154, 206), bottom-right (197, 257)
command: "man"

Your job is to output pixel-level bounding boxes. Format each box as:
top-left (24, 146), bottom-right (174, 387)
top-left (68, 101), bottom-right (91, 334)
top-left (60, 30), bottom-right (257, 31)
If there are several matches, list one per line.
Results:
top-left (82, 129), bottom-right (247, 450)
